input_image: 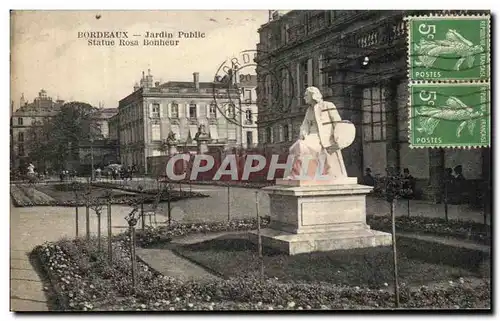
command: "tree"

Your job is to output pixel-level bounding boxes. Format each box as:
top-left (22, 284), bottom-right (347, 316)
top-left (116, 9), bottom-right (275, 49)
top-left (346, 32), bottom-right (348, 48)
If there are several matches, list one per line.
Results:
top-left (27, 102), bottom-right (103, 171)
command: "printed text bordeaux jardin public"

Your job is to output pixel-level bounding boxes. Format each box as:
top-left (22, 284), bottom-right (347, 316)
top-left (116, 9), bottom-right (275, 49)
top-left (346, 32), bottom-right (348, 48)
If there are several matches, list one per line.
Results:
top-left (77, 31), bottom-right (206, 47)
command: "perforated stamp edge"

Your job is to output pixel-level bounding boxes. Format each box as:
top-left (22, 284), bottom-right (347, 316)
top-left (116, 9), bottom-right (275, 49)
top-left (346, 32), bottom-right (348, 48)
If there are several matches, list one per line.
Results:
top-left (405, 13), bottom-right (491, 83)
top-left (407, 82), bottom-right (491, 149)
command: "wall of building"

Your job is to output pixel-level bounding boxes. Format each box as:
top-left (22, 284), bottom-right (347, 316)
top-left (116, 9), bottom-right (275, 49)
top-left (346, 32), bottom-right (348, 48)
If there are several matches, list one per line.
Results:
top-left (254, 10), bottom-right (487, 199)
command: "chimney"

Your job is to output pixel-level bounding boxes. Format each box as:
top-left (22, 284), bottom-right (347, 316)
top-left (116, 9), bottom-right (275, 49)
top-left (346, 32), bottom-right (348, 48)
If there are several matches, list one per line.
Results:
top-left (193, 72), bottom-right (200, 91)
top-left (134, 82), bottom-right (140, 91)
top-left (155, 81), bottom-right (160, 87)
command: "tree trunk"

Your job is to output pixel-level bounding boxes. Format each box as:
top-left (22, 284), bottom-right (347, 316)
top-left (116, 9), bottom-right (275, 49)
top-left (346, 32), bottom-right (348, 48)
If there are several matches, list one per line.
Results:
top-left (130, 225), bottom-right (137, 293)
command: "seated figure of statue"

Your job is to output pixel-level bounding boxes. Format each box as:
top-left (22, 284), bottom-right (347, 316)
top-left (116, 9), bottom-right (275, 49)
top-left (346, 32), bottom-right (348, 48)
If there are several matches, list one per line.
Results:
top-left (166, 131), bottom-right (177, 144)
top-left (288, 86), bottom-right (355, 181)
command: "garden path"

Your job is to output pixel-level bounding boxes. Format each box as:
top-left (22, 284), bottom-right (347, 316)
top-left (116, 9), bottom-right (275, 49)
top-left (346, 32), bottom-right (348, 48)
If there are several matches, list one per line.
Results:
top-left (9, 200), bottom-right (129, 311)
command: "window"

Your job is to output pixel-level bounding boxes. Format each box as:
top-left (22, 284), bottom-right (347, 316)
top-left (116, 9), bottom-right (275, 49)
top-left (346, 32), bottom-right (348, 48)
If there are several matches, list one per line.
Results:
top-left (171, 103), bottom-right (179, 118)
top-left (244, 89), bottom-right (252, 103)
top-left (283, 124), bottom-right (289, 142)
top-left (227, 104), bottom-right (236, 118)
top-left (362, 86), bottom-right (386, 142)
top-left (301, 60), bottom-right (308, 92)
top-left (327, 74), bottom-right (333, 86)
top-left (245, 109), bottom-right (252, 123)
top-left (281, 68), bottom-right (289, 107)
top-left (246, 131), bottom-right (253, 146)
top-left (151, 124), bottom-right (161, 141)
top-left (266, 127), bottom-right (273, 143)
top-left (152, 103), bottom-right (160, 118)
top-left (189, 103), bottom-right (197, 118)
top-left (18, 132), bottom-right (24, 142)
top-left (17, 118), bottom-right (23, 126)
top-left (278, 126), bottom-right (284, 142)
top-left (18, 144), bottom-right (24, 156)
top-left (209, 103), bottom-right (217, 118)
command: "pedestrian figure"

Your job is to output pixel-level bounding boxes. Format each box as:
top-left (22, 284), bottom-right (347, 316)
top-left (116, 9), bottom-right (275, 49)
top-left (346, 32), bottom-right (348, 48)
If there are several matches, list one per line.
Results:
top-left (363, 167), bottom-right (375, 187)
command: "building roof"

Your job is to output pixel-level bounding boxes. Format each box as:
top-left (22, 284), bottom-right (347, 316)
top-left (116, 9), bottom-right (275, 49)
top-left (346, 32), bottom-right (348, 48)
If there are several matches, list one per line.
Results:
top-left (93, 108), bottom-right (118, 119)
top-left (159, 81), bottom-right (228, 89)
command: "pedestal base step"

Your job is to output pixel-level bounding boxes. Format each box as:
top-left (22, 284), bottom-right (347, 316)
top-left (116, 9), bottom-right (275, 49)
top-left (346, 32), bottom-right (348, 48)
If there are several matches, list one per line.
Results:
top-left (249, 228), bottom-right (392, 256)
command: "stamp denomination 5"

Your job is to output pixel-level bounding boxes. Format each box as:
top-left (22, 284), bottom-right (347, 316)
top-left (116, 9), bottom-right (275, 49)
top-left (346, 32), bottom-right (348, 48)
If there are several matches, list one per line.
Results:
top-left (409, 83), bottom-right (490, 148)
top-left (407, 15), bottom-right (490, 81)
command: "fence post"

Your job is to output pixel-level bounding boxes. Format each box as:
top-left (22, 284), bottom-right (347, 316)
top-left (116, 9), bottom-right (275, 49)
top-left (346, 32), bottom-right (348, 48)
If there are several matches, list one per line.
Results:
top-left (130, 224), bottom-right (137, 292)
top-left (97, 209), bottom-right (102, 251)
top-left (125, 209), bottom-right (139, 293)
top-left (107, 193), bottom-right (112, 264)
top-left (256, 191), bottom-right (264, 280)
top-left (227, 185), bottom-right (231, 222)
top-left (141, 201), bottom-right (145, 231)
top-left (74, 191), bottom-right (79, 238)
top-left (85, 203), bottom-right (90, 241)
top-left (391, 199), bottom-right (400, 308)
top-left (167, 185), bottom-right (172, 227)
top-left (444, 180), bottom-right (449, 222)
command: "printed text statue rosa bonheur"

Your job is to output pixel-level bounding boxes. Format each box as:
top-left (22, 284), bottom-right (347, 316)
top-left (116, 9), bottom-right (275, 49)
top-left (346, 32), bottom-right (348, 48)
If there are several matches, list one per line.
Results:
top-left (288, 86), bottom-right (356, 180)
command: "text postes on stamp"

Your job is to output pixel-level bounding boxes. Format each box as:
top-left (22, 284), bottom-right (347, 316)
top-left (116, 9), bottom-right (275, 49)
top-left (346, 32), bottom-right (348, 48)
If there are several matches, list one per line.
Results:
top-left (408, 15), bottom-right (490, 81)
top-left (409, 83), bottom-right (490, 148)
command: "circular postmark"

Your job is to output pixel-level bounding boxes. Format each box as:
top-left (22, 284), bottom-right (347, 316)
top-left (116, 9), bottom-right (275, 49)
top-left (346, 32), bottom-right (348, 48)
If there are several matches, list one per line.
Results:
top-left (212, 49), bottom-right (295, 129)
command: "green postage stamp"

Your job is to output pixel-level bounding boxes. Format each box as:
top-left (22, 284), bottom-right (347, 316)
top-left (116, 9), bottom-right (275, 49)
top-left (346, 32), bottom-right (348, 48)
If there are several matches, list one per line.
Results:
top-left (409, 83), bottom-right (490, 148)
top-left (408, 15), bottom-right (490, 81)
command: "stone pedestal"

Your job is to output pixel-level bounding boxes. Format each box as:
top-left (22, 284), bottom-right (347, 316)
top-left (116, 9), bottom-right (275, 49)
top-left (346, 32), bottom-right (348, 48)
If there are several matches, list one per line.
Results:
top-left (167, 144), bottom-right (178, 156)
top-left (196, 137), bottom-right (210, 154)
top-left (250, 178), bottom-right (392, 255)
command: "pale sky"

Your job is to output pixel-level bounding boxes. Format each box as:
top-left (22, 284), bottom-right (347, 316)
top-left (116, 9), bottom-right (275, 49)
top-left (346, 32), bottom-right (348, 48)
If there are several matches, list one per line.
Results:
top-left (10, 10), bottom-right (270, 110)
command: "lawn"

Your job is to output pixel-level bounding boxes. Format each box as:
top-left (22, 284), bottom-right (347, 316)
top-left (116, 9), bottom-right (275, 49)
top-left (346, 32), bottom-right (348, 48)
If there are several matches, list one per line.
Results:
top-left (172, 233), bottom-right (489, 288)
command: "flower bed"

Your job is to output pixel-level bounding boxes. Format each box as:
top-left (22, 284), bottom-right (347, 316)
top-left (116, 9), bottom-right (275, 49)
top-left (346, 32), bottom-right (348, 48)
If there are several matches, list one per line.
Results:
top-left (34, 235), bottom-right (491, 311)
top-left (176, 180), bottom-right (275, 189)
top-left (10, 184), bottom-right (35, 207)
top-left (367, 216), bottom-right (491, 245)
top-left (11, 183), bottom-right (208, 207)
top-left (128, 217), bottom-right (271, 247)
top-left (10, 184), bottom-right (55, 206)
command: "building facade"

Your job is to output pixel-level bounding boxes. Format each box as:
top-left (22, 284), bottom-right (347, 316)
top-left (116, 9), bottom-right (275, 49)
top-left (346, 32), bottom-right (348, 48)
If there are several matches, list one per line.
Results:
top-left (237, 74), bottom-right (259, 149)
top-left (117, 70), bottom-right (242, 173)
top-left (255, 10), bottom-right (489, 201)
top-left (92, 108), bottom-right (118, 139)
top-left (10, 90), bottom-right (64, 170)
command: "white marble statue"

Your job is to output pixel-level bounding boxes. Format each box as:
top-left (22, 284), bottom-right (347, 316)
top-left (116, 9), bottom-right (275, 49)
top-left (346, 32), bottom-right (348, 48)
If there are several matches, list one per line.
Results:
top-left (288, 86), bottom-right (355, 180)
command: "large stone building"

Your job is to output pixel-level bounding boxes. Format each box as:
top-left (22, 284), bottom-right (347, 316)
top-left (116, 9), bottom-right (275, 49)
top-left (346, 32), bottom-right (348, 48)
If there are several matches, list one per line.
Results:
top-left (255, 10), bottom-right (490, 201)
top-left (10, 90), bottom-right (64, 170)
top-left (117, 69), bottom-right (242, 173)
